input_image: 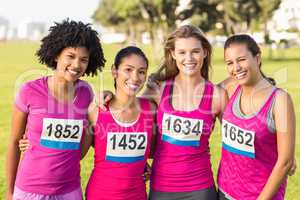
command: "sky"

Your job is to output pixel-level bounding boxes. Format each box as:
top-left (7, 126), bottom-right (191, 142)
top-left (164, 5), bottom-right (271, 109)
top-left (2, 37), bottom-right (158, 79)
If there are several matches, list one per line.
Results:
top-left (0, 0), bottom-right (100, 27)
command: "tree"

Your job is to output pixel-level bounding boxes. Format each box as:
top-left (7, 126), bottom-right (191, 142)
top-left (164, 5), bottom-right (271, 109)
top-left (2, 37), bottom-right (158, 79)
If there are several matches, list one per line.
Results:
top-left (178, 0), bottom-right (222, 33)
top-left (258, 0), bottom-right (281, 58)
top-left (221, 0), bottom-right (261, 34)
top-left (92, 0), bottom-right (144, 43)
top-left (93, 0), bottom-right (181, 57)
top-left (139, 0), bottom-right (180, 47)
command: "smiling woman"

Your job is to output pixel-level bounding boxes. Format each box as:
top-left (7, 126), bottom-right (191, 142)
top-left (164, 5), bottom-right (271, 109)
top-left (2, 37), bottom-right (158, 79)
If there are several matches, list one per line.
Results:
top-left (85, 46), bottom-right (157, 200)
top-left (54, 47), bottom-right (90, 82)
top-left (5, 19), bottom-right (105, 200)
top-left (218, 34), bottom-right (295, 200)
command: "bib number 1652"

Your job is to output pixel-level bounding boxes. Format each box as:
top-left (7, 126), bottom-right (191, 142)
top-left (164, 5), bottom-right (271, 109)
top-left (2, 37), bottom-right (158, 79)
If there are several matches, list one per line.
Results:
top-left (222, 119), bottom-right (255, 158)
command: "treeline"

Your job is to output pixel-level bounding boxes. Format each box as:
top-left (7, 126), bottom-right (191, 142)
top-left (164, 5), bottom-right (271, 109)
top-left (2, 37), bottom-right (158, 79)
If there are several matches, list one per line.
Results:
top-left (93, 0), bottom-right (281, 45)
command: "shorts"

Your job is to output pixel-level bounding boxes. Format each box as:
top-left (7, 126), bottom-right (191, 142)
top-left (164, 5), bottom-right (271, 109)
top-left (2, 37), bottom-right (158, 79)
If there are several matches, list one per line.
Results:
top-left (13, 186), bottom-right (83, 200)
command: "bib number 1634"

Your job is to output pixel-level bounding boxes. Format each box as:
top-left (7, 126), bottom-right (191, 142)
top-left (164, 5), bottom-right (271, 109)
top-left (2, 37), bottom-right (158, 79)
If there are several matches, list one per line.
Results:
top-left (162, 113), bottom-right (203, 147)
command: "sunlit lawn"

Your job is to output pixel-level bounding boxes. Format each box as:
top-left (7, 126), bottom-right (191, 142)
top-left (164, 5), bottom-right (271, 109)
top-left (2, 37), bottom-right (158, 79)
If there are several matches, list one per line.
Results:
top-left (0, 41), bottom-right (299, 199)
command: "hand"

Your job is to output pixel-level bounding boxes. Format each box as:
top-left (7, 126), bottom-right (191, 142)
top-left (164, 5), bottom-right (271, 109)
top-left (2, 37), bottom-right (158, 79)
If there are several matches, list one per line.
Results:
top-left (147, 73), bottom-right (161, 90)
top-left (96, 90), bottom-right (114, 111)
top-left (143, 162), bottom-right (152, 182)
top-left (19, 134), bottom-right (30, 153)
top-left (288, 158), bottom-right (297, 176)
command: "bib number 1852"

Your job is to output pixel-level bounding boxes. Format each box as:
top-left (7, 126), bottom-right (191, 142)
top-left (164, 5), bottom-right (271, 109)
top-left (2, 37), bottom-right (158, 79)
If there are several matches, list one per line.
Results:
top-left (40, 118), bottom-right (83, 150)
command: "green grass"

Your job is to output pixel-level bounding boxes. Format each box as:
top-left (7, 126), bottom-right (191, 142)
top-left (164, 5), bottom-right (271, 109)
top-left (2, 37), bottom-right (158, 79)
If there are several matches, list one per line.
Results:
top-left (0, 41), bottom-right (299, 199)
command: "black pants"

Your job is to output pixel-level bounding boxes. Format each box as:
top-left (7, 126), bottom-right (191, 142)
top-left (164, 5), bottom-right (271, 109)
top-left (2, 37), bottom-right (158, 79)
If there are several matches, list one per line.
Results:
top-left (218, 190), bottom-right (231, 200)
top-left (149, 187), bottom-right (218, 200)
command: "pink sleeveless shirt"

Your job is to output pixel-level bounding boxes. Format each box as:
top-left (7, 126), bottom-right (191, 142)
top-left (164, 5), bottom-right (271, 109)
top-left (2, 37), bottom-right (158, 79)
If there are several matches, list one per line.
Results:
top-left (217, 86), bottom-right (286, 200)
top-left (86, 98), bottom-right (154, 200)
top-left (151, 79), bottom-right (216, 192)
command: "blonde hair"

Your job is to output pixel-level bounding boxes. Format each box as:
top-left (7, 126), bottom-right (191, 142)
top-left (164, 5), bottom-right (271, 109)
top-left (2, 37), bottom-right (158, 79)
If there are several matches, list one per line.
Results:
top-left (155, 25), bottom-right (212, 81)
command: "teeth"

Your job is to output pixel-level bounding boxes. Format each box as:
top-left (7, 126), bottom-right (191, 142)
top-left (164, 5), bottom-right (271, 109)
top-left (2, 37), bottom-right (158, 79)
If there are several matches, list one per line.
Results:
top-left (68, 69), bottom-right (79, 75)
top-left (184, 64), bottom-right (196, 68)
top-left (127, 83), bottom-right (139, 90)
top-left (236, 71), bottom-right (247, 80)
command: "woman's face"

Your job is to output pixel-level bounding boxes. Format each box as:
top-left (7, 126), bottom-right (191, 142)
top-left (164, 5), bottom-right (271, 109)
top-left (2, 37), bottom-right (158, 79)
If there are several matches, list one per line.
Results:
top-left (224, 43), bottom-right (261, 86)
top-left (113, 54), bottom-right (148, 97)
top-left (171, 37), bottom-right (207, 77)
top-left (55, 47), bottom-right (89, 82)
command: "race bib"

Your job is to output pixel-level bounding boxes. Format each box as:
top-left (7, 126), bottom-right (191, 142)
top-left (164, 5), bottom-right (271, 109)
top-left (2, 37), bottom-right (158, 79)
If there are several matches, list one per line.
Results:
top-left (40, 118), bottom-right (83, 150)
top-left (162, 113), bottom-right (203, 147)
top-left (106, 132), bottom-right (147, 163)
top-left (222, 119), bottom-right (255, 158)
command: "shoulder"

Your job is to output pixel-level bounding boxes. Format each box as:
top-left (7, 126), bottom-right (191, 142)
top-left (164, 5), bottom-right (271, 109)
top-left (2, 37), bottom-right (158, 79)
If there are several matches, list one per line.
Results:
top-left (76, 79), bottom-right (94, 101)
top-left (274, 88), bottom-right (294, 108)
top-left (76, 79), bottom-right (93, 92)
top-left (211, 83), bottom-right (228, 115)
top-left (139, 97), bottom-right (157, 112)
top-left (213, 84), bottom-right (228, 99)
top-left (205, 81), bottom-right (228, 101)
top-left (272, 88), bottom-right (295, 134)
top-left (17, 76), bottom-right (46, 95)
top-left (23, 76), bottom-right (46, 89)
top-left (218, 77), bottom-right (238, 98)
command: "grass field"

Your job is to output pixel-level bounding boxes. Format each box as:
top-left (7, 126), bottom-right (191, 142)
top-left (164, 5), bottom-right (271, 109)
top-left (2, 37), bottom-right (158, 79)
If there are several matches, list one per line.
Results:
top-left (0, 41), bottom-right (299, 199)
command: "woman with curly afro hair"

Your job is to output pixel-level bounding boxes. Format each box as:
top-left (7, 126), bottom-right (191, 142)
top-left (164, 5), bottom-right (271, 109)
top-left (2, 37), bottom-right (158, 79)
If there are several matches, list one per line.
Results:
top-left (6, 19), bottom-right (105, 200)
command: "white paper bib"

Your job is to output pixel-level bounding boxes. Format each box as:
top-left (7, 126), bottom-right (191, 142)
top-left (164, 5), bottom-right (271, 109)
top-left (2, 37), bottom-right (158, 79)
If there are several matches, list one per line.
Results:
top-left (222, 119), bottom-right (255, 158)
top-left (106, 132), bottom-right (147, 163)
top-left (40, 118), bottom-right (83, 150)
top-left (161, 113), bottom-right (203, 147)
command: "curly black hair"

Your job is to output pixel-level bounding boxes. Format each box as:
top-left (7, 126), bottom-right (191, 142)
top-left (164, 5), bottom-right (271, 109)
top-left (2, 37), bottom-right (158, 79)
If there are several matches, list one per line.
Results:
top-left (36, 19), bottom-right (106, 76)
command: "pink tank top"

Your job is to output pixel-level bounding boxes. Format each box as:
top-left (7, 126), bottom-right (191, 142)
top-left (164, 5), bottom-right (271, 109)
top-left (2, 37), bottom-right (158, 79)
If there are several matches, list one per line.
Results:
top-left (15, 77), bottom-right (93, 195)
top-left (86, 98), bottom-right (154, 200)
top-left (151, 79), bottom-right (216, 192)
top-left (217, 86), bottom-right (286, 200)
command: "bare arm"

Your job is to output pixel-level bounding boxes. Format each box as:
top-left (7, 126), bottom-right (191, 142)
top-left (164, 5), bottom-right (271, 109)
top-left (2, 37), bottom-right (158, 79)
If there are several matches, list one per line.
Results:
top-left (212, 85), bottom-right (228, 122)
top-left (149, 101), bottom-right (158, 158)
top-left (218, 77), bottom-right (238, 99)
top-left (81, 100), bottom-right (99, 159)
top-left (257, 90), bottom-right (295, 200)
top-left (6, 106), bottom-right (28, 199)
top-left (142, 76), bottom-right (165, 105)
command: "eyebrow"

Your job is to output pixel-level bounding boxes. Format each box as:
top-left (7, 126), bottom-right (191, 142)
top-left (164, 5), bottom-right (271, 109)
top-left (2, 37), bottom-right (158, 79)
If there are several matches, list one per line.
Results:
top-left (67, 52), bottom-right (89, 59)
top-left (124, 64), bottom-right (147, 69)
top-left (225, 55), bottom-right (247, 62)
top-left (176, 48), bottom-right (202, 51)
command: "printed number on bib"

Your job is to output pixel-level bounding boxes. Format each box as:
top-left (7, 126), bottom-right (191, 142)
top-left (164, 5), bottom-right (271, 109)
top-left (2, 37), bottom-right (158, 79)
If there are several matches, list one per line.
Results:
top-left (106, 132), bottom-right (147, 163)
top-left (40, 118), bottom-right (83, 150)
top-left (222, 119), bottom-right (255, 158)
top-left (162, 113), bottom-right (203, 147)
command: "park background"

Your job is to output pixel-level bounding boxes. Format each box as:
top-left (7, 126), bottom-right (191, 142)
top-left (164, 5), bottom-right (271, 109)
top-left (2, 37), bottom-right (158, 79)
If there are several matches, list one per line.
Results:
top-left (0, 0), bottom-right (299, 199)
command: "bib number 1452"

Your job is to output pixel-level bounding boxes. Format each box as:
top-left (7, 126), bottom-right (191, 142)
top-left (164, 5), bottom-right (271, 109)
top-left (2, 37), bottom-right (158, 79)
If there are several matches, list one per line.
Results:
top-left (106, 132), bottom-right (147, 163)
